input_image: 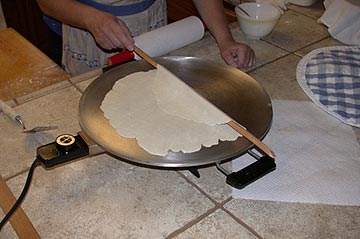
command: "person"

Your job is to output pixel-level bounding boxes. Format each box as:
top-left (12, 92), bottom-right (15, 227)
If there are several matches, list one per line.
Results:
top-left (36, 0), bottom-right (255, 76)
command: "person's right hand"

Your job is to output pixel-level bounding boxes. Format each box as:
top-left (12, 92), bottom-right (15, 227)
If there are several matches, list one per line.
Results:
top-left (87, 11), bottom-right (135, 51)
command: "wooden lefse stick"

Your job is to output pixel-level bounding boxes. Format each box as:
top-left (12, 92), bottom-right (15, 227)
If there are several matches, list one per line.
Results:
top-left (134, 46), bottom-right (275, 159)
top-left (227, 121), bottom-right (275, 158)
top-left (134, 46), bottom-right (158, 68)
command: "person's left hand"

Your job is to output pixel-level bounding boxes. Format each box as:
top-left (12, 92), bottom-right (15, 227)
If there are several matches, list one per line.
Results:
top-left (219, 41), bottom-right (255, 68)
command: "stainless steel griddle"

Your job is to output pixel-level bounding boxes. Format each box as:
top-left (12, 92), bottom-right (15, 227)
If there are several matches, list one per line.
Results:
top-left (78, 56), bottom-right (273, 167)
top-left (37, 56), bottom-right (275, 189)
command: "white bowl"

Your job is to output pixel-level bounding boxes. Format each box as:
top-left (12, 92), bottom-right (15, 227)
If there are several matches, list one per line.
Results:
top-left (235, 2), bottom-right (281, 40)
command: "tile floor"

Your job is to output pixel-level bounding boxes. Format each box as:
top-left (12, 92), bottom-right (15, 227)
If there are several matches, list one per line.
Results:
top-left (1, 1), bottom-right (360, 238)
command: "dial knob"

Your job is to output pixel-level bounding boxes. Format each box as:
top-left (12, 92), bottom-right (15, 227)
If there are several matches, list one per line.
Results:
top-left (56, 134), bottom-right (76, 154)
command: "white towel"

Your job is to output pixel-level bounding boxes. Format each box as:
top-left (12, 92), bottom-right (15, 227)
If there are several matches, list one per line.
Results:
top-left (319, 0), bottom-right (360, 45)
top-left (232, 100), bottom-right (360, 206)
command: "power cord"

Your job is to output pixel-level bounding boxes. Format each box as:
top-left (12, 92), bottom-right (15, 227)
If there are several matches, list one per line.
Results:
top-left (0, 158), bottom-right (40, 231)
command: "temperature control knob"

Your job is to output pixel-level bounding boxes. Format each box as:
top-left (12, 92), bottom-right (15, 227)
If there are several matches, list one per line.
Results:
top-left (56, 134), bottom-right (76, 154)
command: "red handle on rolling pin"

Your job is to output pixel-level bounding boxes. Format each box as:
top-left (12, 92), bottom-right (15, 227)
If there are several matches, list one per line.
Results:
top-left (107, 50), bottom-right (135, 66)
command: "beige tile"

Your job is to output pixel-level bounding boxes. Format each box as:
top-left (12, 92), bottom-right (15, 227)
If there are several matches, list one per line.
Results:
top-left (168, 31), bottom-right (224, 64)
top-left (230, 24), bottom-right (289, 71)
top-left (179, 163), bottom-right (233, 203)
top-left (69, 68), bottom-right (102, 87)
top-left (0, 86), bottom-right (82, 179)
top-left (225, 199), bottom-right (360, 239)
top-left (168, 25), bottom-right (289, 73)
top-left (295, 37), bottom-right (345, 57)
top-left (249, 54), bottom-right (309, 100)
top-left (174, 209), bottom-right (257, 239)
top-left (69, 69), bottom-right (101, 83)
top-left (2, 99), bottom-right (16, 107)
top-left (1, 154), bottom-right (214, 238)
top-left (264, 10), bottom-right (329, 52)
top-left (74, 76), bottom-right (98, 93)
top-left (15, 80), bottom-right (71, 104)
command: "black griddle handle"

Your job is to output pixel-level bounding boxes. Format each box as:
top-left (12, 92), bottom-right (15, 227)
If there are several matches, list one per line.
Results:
top-left (225, 155), bottom-right (276, 189)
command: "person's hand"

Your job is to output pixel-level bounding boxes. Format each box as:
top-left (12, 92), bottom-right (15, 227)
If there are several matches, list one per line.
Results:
top-left (256, 0), bottom-right (289, 14)
top-left (86, 11), bottom-right (134, 51)
top-left (219, 40), bottom-right (255, 68)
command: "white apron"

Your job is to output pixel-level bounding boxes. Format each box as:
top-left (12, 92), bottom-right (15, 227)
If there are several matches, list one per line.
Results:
top-left (62, 0), bottom-right (167, 76)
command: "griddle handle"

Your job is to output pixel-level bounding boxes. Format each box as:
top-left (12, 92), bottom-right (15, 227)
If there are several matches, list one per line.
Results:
top-left (226, 156), bottom-right (276, 189)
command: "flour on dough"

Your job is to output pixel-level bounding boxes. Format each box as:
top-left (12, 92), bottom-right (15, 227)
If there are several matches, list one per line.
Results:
top-left (101, 68), bottom-right (240, 156)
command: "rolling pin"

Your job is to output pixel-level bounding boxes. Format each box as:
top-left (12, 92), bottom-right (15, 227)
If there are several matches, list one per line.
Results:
top-left (0, 100), bottom-right (57, 133)
top-left (108, 16), bottom-right (205, 65)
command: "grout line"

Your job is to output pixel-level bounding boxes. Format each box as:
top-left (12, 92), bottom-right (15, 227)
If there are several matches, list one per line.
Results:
top-left (218, 197), bottom-right (265, 239)
top-left (175, 171), bottom-right (265, 239)
top-left (69, 79), bottom-right (85, 94)
top-left (261, 39), bottom-right (291, 52)
top-left (14, 82), bottom-right (72, 104)
top-left (247, 52), bottom-right (292, 74)
top-left (165, 205), bottom-right (221, 238)
top-left (260, 37), bottom-right (313, 54)
top-left (248, 33), bottom-right (330, 74)
top-left (176, 170), bottom-right (220, 205)
top-left (221, 204), bottom-right (265, 239)
top-left (13, 98), bottom-right (20, 106)
top-left (293, 36), bottom-right (332, 56)
top-left (4, 167), bottom-right (30, 182)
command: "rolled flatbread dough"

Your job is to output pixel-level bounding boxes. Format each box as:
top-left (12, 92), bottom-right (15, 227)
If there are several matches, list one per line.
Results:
top-left (100, 68), bottom-right (240, 156)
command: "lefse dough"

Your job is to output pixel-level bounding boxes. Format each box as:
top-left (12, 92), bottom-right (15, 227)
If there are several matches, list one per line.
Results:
top-left (101, 66), bottom-right (240, 156)
top-left (153, 65), bottom-right (231, 125)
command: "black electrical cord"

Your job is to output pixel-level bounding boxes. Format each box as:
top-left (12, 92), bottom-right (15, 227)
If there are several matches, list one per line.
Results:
top-left (0, 158), bottom-right (40, 231)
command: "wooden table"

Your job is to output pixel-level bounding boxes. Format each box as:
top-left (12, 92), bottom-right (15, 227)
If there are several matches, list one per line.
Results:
top-left (0, 28), bottom-right (69, 101)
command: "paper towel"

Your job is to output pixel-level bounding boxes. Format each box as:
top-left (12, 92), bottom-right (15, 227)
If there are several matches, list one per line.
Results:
top-left (232, 100), bottom-right (360, 206)
top-left (134, 16), bottom-right (205, 58)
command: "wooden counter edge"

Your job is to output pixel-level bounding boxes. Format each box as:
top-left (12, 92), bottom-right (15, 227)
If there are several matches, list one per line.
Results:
top-left (0, 175), bottom-right (41, 238)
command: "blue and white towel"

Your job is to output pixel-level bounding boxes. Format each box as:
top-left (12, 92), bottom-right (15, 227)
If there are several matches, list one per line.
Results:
top-left (296, 46), bottom-right (360, 128)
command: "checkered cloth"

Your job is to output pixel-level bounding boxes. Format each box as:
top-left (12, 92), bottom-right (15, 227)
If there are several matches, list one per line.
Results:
top-left (297, 46), bottom-right (360, 128)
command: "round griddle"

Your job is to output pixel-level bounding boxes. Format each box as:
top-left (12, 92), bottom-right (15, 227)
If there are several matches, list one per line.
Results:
top-left (78, 56), bottom-right (273, 167)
